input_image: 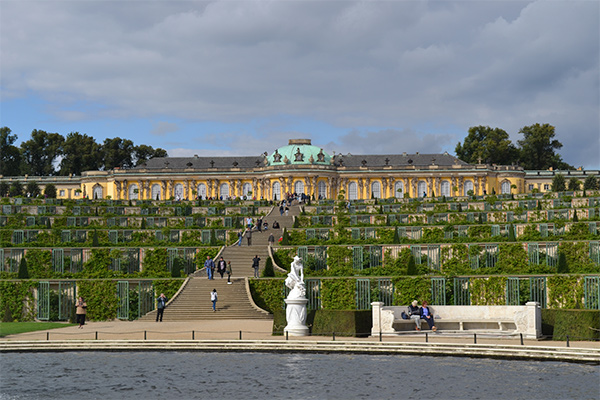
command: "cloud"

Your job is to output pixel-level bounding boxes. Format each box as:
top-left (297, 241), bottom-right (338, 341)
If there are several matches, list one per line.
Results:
top-left (1, 1), bottom-right (598, 168)
top-left (150, 121), bottom-right (179, 136)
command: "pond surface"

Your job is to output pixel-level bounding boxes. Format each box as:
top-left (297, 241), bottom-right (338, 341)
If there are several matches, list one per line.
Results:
top-left (1, 352), bottom-right (598, 399)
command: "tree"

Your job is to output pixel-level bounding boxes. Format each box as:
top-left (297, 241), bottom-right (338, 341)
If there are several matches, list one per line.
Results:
top-left (20, 129), bottom-right (64, 176)
top-left (0, 182), bottom-right (9, 197)
top-left (9, 181), bottom-right (23, 197)
top-left (18, 257), bottom-right (29, 279)
top-left (59, 132), bottom-right (102, 175)
top-left (0, 127), bottom-right (23, 176)
top-left (551, 174), bottom-right (566, 192)
top-left (517, 123), bottom-right (572, 170)
top-left (557, 253), bottom-right (568, 274)
top-left (567, 178), bottom-right (581, 191)
top-left (26, 181), bottom-right (41, 197)
top-left (133, 144), bottom-right (168, 167)
top-left (406, 254), bottom-right (418, 275)
top-left (583, 175), bottom-right (599, 190)
top-left (44, 183), bottom-right (57, 198)
top-left (455, 126), bottom-right (519, 165)
top-left (101, 137), bottom-right (134, 170)
top-left (262, 257), bottom-right (275, 277)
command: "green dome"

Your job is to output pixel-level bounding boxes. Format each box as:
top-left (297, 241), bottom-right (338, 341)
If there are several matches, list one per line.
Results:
top-left (267, 139), bottom-right (331, 166)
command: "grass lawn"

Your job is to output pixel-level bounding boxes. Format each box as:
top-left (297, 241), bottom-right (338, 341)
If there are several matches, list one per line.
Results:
top-left (0, 322), bottom-right (77, 337)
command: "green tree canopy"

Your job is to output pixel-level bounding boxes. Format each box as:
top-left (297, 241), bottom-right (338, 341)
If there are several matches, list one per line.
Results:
top-left (551, 174), bottom-right (566, 192)
top-left (567, 177), bottom-right (581, 191)
top-left (455, 126), bottom-right (519, 165)
top-left (26, 181), bottom-right (41, 197)
top-left (0, 127), bottom-right (22, 176)
top-left (583, 175), bottom-right (599, 190)
top-left (44, 183), bottom-right (57, 198)
top-left (133, 144), bottom-right (168, 167)
top-left (101, 137), bottom-right (134, 170)
top-left (20, 129), bottom-right (64, 176)
top-left (60, 132), bottom-right (102, 175)
top-left (517, 123), bottom-right (572, 170)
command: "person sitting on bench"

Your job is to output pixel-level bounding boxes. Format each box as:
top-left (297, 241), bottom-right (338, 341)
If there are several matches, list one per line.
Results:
top-left (420, 301), bottom-right (437, 332)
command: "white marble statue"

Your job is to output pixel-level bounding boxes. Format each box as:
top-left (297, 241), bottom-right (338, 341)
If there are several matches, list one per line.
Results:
top-left (285, 256), bottom-right (306, 299)
top-left (284, 256), bottom-right (309, 336)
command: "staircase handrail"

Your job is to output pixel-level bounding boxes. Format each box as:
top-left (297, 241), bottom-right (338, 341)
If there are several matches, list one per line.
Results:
top-left (244, 277), bottom-right (272, 316)
top-left (164, 276), bottom-right (190, 308)
top-left (268, 244), bottom-right (288, 273)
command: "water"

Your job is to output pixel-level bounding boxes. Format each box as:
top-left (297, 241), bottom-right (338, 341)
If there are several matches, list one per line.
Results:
top-left (0, 352), bottom-right (598, 400)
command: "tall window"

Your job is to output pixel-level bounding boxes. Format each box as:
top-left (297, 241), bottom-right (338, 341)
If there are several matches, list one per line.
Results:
top-left (294, 180), bottom-right (304, 194)
top-left (197, 183), bottom-right (207, 199)
top-left (92, 186), bottom-right (103, 200)
top-left (151, 184), bottom-right (161, 200)
top-left (501, 181), bottom-right (511, 194)
top-left (371, 181), bottom-right (381, 199)
top-left (174, 183), bottom-right (184, 200)
top-left (272, 181), bottom-right (281, 201)
top-left (219, 183), bottom-right (229, 199)
top-left (441, 180), bottom-right (450, 197)
top-left (318, 181), bottom-right (327, 199)
top-left (394, 181), bottom-right (404, 198)
top-left (128, 184), bottom-right (139, 200)
top-left (348, 182), bottom-right (358, 200)
top-left (242, 183), bottom-right (252, 197)
top-left (464, 180), bottom-right (474, 196)
top-left (418, 181), bottom-right (427, 197)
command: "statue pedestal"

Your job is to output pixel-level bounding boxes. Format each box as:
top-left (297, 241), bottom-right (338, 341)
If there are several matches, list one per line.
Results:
top-left (284, 298), bottom-right (309, 336)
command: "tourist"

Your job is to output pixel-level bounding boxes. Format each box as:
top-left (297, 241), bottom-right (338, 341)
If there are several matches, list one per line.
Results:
top-left (263, 221), bottom-right (268, 230)
top-left (252, 255), bottom-right (261, 278)
top-left (268, 232), bottom-right (275, 247)
top-left (205, 255), bottom-right (215, 280)
top-left (237, 229), bottom-right (243, 246)
top-left (75, 297), bottom-right (87, 328)
top-left (408, 300), bottom-right (421, 331)
top-left (217, 256), bottom-right (227, 279)
top-left (246, 228), bottom-right (252, 246)
top-left (211, 289), bottom-right (218, 312)
top-left (420, 301), bottom-right (437, 332)
top-left (272, 220), bottom-right (280, 229)
top-left (257, 217), bottom-right (263, 233)
top-left (285, 205), bottom-right (289, 215)
top-left (226, 261), bottom-right (232, 284)
top-left (246, 216), bottom-right (253, 228)
top-left (156, 293), bottom-right (168, 322)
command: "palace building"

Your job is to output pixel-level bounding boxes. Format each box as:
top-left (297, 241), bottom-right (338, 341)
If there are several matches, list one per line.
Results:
top-left (2, 139), bottom-right (598, 200)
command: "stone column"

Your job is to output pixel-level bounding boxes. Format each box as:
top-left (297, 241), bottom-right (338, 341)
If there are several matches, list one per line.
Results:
top-left (411, 178), bottom-right (417, 198)
top-left (382, 178), bottom-right (389, 199)
top-left (115, 181), bottom-right (122, 200)
top-left (365, 178), bottom-right (371, 199)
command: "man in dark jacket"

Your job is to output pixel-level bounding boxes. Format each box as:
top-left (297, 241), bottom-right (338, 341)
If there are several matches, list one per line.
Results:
top-left (156, 293), bottom-right (168, 322)
top-left (252, 255), bottom-right (261, 278)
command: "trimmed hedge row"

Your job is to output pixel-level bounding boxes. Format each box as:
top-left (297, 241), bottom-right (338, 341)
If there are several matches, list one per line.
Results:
top-left (272, 309), bottom-right (372, 337)
top-left (541, 309), bottom-right (600, 341)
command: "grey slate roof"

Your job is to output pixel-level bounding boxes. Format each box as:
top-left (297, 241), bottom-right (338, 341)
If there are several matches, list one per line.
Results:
top-left (134, 152), bottom-right (468, 170)
top-left (333, 152), bottom-right (468, 167)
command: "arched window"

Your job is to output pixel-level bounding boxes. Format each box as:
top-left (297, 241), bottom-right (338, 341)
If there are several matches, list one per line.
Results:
top-left (92, 185), bottom-right (103, 200)
top-left (242, 183), bottom-right (252, 197)
top-left (294, 180), bottom-right (304, 194)
top-left (464, 180), bottom-right (474, 196)
top-left (174, 183), bottom-right (184, 200)
top-left (318, 181), bottom-right (327, 199)
top-left (219, 183), bottom-right (229, 199)
top-left (348, 182), bottom-right (358, 200)
top-left (394, 181), bottom-right (404, 198)
top-left (197, 183), bottom-right (207, 199)
top-left (151, 184), bottom-right (161, 200)
top-left (441, 180), bottom-right (450, 197)
top-left (501, 181), bottom-right (511, 194)
top-left (272, 181), bottom-right (281, 201)
top-left (128, 184), bottom-right (139, 200)
top-left (418, 181), bottom-right (427, 197)
top-left (371, 181), bottom-right (381, 199)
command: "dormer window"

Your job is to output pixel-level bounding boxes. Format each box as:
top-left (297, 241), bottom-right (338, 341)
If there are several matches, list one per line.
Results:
top-left (294, 148), bottom-right (304, 162)
top-left (273, 149), bottom-right (282, 162)
top-left (361, 160), bottom-right (367, 167)
top-left (210, 160), bottom-right (215, 168)
top-left (186, 162), bottom-right (193, 167)
top-left (317, 149), bottom-right (325, 162)
top-left (233, 161), bottom-right (239, 167)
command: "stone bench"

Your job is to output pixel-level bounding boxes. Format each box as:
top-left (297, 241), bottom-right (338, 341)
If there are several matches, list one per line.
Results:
top-left (371, 302), bottom-right (542, 339)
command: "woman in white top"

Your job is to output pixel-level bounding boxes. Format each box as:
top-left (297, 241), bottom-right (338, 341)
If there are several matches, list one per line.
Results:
top-left (211, 289), bottom-right (218, 312)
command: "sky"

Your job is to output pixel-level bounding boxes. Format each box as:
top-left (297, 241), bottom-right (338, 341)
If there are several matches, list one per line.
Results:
top-left (1, 0), bottom-right (599, 169)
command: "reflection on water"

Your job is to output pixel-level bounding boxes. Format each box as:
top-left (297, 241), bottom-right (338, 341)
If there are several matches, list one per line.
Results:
top-left (0, 352), bottom-right (598, 400)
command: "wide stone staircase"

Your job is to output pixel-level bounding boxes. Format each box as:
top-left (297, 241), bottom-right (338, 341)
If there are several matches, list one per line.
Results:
top-left (141, 202), bottom-right (300, 321)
